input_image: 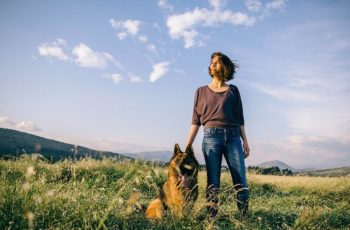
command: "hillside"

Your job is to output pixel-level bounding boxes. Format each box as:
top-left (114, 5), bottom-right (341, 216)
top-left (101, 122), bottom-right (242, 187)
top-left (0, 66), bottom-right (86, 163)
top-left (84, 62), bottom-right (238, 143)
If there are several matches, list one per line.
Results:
top-left (123, 151), bottom-right (172, 162)
top-left (295, 166), bottom-right (350, 177)
top-left (257, 160), bottom-right (295, 171)
top-left (0, 128), bottom-right (129, 161)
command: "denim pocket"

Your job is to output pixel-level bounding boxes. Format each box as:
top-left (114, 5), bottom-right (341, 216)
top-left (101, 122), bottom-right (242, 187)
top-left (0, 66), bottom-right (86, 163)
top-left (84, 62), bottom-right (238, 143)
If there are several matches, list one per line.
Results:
top-left (203, 128), bottom-right (212, 136)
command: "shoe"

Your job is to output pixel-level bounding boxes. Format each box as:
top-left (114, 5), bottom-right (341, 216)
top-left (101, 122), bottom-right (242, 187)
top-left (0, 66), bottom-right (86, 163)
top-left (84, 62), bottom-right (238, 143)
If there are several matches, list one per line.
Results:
top-left (237, 202), bottom-right (249, 221)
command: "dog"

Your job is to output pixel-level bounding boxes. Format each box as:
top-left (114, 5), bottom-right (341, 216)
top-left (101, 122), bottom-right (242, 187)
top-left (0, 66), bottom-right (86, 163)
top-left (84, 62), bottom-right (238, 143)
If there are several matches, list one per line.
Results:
top-left (145, 143), bottom-right (199, 219)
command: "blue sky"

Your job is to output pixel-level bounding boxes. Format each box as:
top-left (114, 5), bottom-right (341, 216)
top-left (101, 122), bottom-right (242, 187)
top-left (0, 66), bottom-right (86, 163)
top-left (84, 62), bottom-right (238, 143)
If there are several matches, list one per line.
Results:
top-left (1, 0), bottom-right (349, 169)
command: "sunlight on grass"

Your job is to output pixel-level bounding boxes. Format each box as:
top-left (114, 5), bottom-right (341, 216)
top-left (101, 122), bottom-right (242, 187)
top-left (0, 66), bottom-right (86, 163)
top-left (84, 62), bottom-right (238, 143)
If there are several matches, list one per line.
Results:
top-left (0, 155), bottom-right (349, 229)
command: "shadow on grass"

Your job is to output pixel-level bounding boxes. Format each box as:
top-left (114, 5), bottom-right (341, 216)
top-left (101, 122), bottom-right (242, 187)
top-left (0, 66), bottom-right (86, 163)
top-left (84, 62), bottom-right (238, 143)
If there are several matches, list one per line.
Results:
top-left (246, 209), bottom-right (298, 229)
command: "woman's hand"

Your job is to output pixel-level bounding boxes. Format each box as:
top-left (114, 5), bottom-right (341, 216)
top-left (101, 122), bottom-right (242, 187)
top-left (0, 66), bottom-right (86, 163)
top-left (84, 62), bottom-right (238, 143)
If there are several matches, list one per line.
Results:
top-left (240, 126), bottom-right (250, 158)
top-left (243, 141), bottom-right (250, 158)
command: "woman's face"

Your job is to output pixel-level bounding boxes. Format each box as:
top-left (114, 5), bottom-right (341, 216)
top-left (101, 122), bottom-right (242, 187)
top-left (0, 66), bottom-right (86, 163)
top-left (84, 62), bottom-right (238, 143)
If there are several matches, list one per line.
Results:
top-left (209, 56), bottom-right (222, 76)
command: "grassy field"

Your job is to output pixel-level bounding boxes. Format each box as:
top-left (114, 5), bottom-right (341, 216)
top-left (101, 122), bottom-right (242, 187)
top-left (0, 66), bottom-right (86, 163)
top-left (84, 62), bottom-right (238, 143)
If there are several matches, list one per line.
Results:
top-left (1, 155), bottom-right (349, 229)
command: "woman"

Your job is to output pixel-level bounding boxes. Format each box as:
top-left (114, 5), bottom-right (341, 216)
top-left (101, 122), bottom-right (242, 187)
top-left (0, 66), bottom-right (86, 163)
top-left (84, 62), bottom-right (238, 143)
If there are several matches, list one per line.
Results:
top-left (186, 52), bottom-right (250, 219)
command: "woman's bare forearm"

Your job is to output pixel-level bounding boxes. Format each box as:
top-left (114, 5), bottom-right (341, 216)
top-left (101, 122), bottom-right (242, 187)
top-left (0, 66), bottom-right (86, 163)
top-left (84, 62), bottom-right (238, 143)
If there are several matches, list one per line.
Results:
top-left (186, 125), bottom-right (200, 146)
top-left (240, 125), bottom-right (248, 142)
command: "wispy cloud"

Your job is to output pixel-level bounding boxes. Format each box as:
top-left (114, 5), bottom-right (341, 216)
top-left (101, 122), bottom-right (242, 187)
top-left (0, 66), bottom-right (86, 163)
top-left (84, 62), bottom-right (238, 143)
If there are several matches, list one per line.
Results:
top-left (109, 19), bottom-right (158, 56)
top-left (94, 138), bottom-right (167, 153)
top-left (208, 0), bottom-right (227, 10)
top-left (245, 0), bottom-right (262, 12)
top-left (38, 38), bottom-right (69, 61)
top-left (16, 121), bottom-right (41, 132)
top-left (165, 1), bottom-right (256, 48)
top-left (149, 61), bottom-right (170, 82)
top-left (102, 73), bottom-right (123, 84)
top-left (72, 43), bottom-right (115, 69)
top-left (110, 19), bottom-right (141, 40)
top-left (266, 0), bottom-right (287, 10)
top-left (146, 44), bottom-right (157, 53)
top-left (103, 73), bottom-right (143, 84)
top-left (0, 116), bottom-right (15, 126)
top-left (248, 133), bottom-right (350, 169)
top-left (250, 81), bottom-right (325, 102)
top-left (158, 0), bottom-right (174, 12)
top-left (1, 116), bottom-right (41, 132)
top-left (129, 74), bottom-right (142, 83)
top-left (226, 18), bottom-right (350, 168)
top-left (244, 0), bottom-right (288, 20)
top-left (55, 38), bottom-right (68, 47)
top-left (138, 35), bottom-right (148, 43)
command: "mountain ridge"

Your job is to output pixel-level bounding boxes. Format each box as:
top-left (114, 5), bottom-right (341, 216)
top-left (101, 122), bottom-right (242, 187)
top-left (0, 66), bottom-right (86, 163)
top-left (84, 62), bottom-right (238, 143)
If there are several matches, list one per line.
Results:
top-left (123, 151), bottom-right (172, 162)
top-left (257, 160), bottom-right (296, 171)
top-left (0, 128), bottom-right (129, 161)
top-left (1, 128), bottom-right (348, 175)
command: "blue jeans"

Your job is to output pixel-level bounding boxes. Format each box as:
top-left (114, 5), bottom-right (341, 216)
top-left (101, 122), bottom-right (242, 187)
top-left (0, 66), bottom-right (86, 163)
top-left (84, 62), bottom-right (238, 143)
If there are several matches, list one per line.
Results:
top-left (202, 127), bottom-right (249, 214)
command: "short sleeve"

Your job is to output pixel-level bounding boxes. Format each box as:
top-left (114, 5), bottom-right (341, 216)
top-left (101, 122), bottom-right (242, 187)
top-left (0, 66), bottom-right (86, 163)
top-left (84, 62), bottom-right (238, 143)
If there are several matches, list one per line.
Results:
top-left (191, 88), bottom-right (201, 126)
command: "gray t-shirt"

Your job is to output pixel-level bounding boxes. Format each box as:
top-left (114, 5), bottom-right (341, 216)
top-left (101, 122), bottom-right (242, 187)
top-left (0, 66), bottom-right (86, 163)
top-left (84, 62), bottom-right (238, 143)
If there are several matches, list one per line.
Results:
top-left (192, 84), bottom-right (244, 127)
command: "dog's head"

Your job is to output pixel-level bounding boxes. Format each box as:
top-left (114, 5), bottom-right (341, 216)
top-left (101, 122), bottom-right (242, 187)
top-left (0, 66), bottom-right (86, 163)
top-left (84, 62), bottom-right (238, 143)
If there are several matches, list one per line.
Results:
top-left (170, 144), bottom-right (199, 186)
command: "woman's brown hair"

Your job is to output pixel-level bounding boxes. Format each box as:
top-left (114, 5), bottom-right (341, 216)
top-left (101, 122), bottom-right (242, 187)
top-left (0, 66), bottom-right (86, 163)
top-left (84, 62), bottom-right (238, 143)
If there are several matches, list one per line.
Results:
top-left (209, 52), bottom-right (238, 82)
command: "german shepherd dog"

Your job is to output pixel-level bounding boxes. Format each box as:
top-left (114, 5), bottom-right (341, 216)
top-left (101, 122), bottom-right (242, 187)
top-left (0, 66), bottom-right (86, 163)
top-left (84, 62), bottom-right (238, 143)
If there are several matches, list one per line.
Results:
top-left (145, 144), bottom-right (199, 219)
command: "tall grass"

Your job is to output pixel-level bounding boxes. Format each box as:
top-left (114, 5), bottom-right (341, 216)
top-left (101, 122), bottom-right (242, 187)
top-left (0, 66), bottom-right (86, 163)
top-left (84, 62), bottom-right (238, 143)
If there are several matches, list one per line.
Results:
top-left (1, 155), bottom-right (349, 229)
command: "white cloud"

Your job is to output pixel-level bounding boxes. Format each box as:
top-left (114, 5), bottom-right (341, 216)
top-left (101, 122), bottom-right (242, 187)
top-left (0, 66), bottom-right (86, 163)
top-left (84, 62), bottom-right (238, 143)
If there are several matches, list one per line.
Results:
top-left (158, 0), bottom-right (174, 12)
top-left (117, 32), bottom-right (128, 40)
top-left (0, 116), bottom-right (15, 126)
top-left (103, 52), bottom-right (123, 69)
top-left (38, 38), bottom-right (69, 61)
top-left (110, 19), bottom-right (141, 40)
top-left (248, 134), bottom-right (350, 169)
top-left (139, 35), bottom-right (148, 43)
top-left (149, 61), bottom-right (170, 82)
top-left (251, 82), bottom-right (322, 102)
top-left (208, 0), bottom-right (227, 10)
top-left (174, 68), bottom-right (185, 74)
top-left (129, 74), bottom-right (142, 83)
top-left (245, 0), bottom-right (262, 12)
top-left (166, 5), bottom-right (256, 48)
top-left (161, 0), bottom-right (287, 48)
top-left (102, 73), bottom-right (123, 84)
top-left (285, 107), bottom-right (350, 137)
top-left (16, 121), bottom-right (41, 132)
top-left (1, 117), bottom-right (41, 132)
top-left (266, 0), bottom-right (287, 10)
top-left (256, 0), bottom-right (287, 19)
top-left (110, 74), bottom-right (123, 84)
top-left (55, 38), bottom-right (68, 47)
top-left (72, 43), bottom-right (115, 69)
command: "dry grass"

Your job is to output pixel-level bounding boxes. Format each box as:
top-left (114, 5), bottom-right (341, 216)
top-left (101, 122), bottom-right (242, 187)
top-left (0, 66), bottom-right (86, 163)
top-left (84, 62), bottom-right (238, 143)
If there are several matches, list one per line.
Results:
top-left (0, 155), bottom-right (349, 229)
top-left (246, 174), bottom-right (350, 192)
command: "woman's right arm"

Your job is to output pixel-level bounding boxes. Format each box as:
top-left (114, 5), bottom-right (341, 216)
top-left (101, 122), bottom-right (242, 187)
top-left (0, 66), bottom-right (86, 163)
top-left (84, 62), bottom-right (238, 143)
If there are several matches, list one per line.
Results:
top-left (186, 124), bottom-right (200, 146)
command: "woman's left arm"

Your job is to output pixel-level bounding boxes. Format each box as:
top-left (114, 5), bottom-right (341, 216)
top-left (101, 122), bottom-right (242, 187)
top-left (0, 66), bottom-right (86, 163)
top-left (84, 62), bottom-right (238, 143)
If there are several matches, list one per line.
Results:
top-left (240, 125), bottom-right (250, 158)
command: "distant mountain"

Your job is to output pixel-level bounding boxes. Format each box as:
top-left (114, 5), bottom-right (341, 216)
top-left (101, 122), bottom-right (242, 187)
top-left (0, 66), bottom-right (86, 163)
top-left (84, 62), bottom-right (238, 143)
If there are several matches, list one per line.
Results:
top-left (0, 128), bottom-right (130, 161)
top-left (295, 166), bottom-right (350, 177)
top-left (294, 167), bottom-right (318, 172)
top-left (257, 160), bottom-right (296, 172)
top-left (123, 151), bottom-right (173, 162)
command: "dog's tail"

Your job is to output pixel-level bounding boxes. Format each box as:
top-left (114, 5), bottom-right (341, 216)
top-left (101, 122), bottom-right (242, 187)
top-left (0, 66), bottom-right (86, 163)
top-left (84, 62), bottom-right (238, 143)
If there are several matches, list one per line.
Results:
top-left (145, 198), bottom-right (165, 220)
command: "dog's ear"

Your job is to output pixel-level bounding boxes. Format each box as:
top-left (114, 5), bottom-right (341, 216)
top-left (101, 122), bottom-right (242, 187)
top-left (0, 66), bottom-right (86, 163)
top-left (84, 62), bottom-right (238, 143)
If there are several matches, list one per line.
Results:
top-left (173, 143), bottom-right (181, 157)
top-left (185, 144), bottom-right (194, 156)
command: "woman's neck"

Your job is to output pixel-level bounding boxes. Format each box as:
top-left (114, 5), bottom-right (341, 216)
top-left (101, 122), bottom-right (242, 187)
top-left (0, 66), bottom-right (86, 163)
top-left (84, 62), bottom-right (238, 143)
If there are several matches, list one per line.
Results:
top-left (210, 77), bottom-right (227, 88)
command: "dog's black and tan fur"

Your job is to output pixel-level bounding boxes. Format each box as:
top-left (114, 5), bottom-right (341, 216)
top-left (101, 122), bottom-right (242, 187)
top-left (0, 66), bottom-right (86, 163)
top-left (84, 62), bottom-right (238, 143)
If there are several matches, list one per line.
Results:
top-left (145, 144), bottom-right (199, 219)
